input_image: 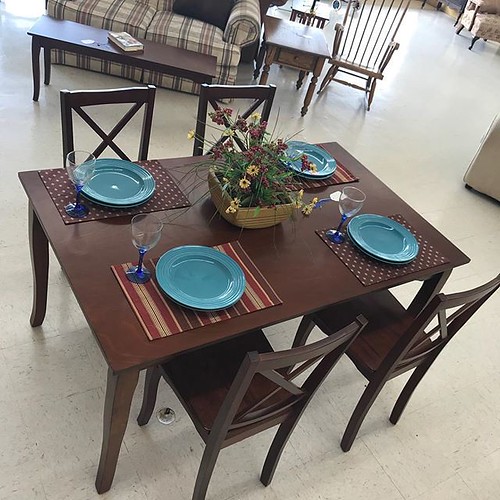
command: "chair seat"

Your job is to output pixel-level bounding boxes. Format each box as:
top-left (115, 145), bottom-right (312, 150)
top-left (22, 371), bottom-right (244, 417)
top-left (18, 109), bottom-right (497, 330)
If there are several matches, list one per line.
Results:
top-left (311, 290), bottom-right (412, 377)
top-left (163, 330), bottom-right (289, 435)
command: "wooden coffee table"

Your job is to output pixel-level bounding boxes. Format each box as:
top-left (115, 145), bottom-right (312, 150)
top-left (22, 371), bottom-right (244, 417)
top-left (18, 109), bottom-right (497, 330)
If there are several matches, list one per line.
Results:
top-left (28, 16), bottom-right (217, 101)
top-left (255, 16), bottom-right (330, 116)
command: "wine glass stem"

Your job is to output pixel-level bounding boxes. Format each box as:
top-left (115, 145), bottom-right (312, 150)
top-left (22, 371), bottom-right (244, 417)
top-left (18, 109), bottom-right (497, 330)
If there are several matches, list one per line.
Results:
top-left (75, 185), bottom-right (83, 209)
top-left (334, 214), bottom-right (348, 235)
top-left (137, 249), bottom-right (146, 275)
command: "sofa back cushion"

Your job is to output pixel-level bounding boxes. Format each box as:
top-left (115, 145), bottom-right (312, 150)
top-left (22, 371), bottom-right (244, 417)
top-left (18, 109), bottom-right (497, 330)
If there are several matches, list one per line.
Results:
top-left (172, 0), bottom-right (235, 30)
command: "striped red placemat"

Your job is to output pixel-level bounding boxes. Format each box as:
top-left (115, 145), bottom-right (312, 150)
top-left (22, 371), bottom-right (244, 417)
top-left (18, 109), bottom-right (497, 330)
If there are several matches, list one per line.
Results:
top-left (111, 241), bottom-right (282, 340)
top-left (39, 160), bottom-right (191, 224)
top-left (286, 160), bottom-right (358, 191)
top-left (316, 214), bottom-right (449, 286)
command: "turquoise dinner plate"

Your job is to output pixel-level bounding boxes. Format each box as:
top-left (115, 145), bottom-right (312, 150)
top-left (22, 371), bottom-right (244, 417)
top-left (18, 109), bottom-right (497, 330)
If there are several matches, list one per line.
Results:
top-left (286, 141), bottom-right (337, 178)
top-left (82, 158), bottom-right (155, 206)
top-left (156, 246), bottom-right (246, 311)
top-left (348, 214), bottom-right (419, 263)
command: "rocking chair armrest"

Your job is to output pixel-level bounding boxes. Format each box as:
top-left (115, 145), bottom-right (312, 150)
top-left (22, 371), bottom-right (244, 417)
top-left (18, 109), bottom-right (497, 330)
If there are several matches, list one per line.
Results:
top-left (378, 40), bottom-right (400, 73)
top-left (332, 23), bottom-right (344, 57)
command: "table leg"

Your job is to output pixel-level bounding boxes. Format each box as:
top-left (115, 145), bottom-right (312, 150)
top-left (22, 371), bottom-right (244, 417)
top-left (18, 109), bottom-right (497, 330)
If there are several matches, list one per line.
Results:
top-left (29, 203), bottom-right (49, 327)
top-left (296, 71), bottom-right (306, 90)
top-left (95, 368), bottom-right (139, 494)
top-left (300, 57), bottom-right (325, 117)
top-left (407, 270), bottom-right (451, 317)
top-left (31, 36), bottom-right (41, 101)
top-left (258, 46), bottom-right (276, 85)
top-left (43, 47), bottom-right (51, 85)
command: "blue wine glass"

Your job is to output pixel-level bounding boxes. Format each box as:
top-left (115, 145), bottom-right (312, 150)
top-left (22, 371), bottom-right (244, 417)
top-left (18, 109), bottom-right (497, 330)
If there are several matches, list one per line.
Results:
top-left (126, 214), bottom-right (163, 284)
top-left (326, 186), bottom-right (366, 244)
top-left (65, 151), bottom-right (96, 218)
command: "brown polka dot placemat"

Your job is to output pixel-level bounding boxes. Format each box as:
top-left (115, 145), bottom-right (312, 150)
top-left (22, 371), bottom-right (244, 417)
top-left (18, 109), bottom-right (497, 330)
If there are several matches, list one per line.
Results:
top-left (39, 160), bottom-right (191, 224)
top-left (316, 214), bottom-right (449, 286)
top-left (286, 160), bottom-right (358, 191)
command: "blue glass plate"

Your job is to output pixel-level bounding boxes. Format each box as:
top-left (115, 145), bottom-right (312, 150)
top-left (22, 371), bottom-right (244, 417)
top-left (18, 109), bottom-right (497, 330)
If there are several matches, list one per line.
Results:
top-left (347, 225), bottom-right (416, 265)
top-left (286, 141), bottom-right (337, 178)
top-left (156, 246), bottom-right (246, 311)
top-left (82, 158), bottom-right (155, 206)
top-left (347, 214), bottom-right (419, 263)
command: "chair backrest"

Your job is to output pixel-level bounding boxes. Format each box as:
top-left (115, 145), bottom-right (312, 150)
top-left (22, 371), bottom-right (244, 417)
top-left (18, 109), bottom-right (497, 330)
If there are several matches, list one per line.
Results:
top-left (290, 9), bottom-right (328, 29)
top-left (383, 274), bottom-right (500, 379)
top-left (193, 83), bottom-right (277, 156)
top-left (212, 316), bottom-right (367, 437)
top-left (333, 0), bottom-right (410, 72)
top-left (60, 85), bottom-right (156, 167)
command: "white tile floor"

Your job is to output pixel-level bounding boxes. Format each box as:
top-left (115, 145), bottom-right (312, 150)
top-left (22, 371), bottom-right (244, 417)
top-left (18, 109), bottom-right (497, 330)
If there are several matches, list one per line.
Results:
top-left (0, 0), bottom-right (499, 499)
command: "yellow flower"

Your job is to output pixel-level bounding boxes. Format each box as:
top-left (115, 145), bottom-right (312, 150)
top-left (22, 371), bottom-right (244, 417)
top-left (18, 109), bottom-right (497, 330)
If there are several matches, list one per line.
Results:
top-left (246, 164), bottom-right (260, 177)
top-left (250, 112), bottom-right (261, 122)
top-left (311, 197), bottom-right (318, 204)
top-left (187, 129), bottom-right (195, 140)
top-left (308, 162), bottom-right (318, 173)
top-left (230, 197), bottom-right (240, 209)
top-left (302, 204), bottom-right (314, 215)
top-left (225, 205), bottom-right (237, 214)
top-left (239, 177), bottom-right (251, 189)
top-left (222, 128), bottom-right (235, 137)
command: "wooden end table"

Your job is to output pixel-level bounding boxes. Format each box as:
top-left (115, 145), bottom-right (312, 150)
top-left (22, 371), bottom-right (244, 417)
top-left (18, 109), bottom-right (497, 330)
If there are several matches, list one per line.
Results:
top-left (28, 16), bottom-right (217, 101)
top-left (255, 16), bottom-right (331, 116)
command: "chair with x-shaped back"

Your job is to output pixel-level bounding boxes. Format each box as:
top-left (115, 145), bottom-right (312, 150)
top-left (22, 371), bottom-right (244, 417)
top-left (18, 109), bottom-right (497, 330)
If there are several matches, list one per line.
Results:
top-left (293, 273), bottom-right (500, 452)
top-left (137, 316), bottom-right (367, 500)
top-left (192, 83), bottom-right (277, 156)
top-left (60, 85), bottom-right (156, 167)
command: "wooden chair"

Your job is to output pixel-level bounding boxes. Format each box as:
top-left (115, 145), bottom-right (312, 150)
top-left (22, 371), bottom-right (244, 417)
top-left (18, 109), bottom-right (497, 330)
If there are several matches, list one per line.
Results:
top-left (137, 317), bottom-right (367, 500)
top-left (60, 85), bottom-right (156, 167)
top-left (293, 274), bottom-right (500, 452)
top-left (318, 0), bottom-right (410, 110)
top-left (193, 83), bottom-right (276, 156)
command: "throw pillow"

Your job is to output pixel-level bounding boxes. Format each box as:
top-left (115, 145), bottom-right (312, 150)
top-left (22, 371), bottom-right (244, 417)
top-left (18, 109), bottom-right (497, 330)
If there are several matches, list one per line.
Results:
top-left (172, 0), bottom-right (235, 31)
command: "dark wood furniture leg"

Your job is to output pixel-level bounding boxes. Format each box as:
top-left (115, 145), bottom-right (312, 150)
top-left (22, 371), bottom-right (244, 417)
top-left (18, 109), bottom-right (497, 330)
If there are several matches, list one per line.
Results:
top-left (407, 270), bottom-right (451, 316)
top-left (253, 39), bottom-right (267, 79)
top-left (31, 36), bottom-right (41, 101)
top-left (95, 368), bottom-right (139, 494)
top-left (43, 46), bottom-right (51, 85)
top-left (29, 203), bottom-right (49, 327)
top-left (137, 366), bottom-right (161, 426)
top-left (300, 57), bottom-right (325, 117)
top-left (296, 71), bottom-right (306, 90)
top-left (258, 47), bottom-right (276, 85)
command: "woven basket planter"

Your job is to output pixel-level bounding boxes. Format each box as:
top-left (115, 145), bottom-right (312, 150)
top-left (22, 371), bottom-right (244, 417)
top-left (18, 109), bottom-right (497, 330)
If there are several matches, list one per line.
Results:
top-left (208, 170), bottom-right (294, 229)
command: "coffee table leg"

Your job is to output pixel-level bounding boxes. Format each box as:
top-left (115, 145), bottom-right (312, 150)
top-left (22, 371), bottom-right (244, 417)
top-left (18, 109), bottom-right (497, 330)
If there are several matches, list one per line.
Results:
top-left (95, 368), bottom-right (139, 494)
top-left (258, 46), bottom-right (276, 85)
top-left (31, 36), bottom-right (41, 101)
top-left (29, 203), bottom-right (49, 327)
top-left (300, 57), bottom-right (325, 117)
top-left (43, 47), bottom-right (51, 85)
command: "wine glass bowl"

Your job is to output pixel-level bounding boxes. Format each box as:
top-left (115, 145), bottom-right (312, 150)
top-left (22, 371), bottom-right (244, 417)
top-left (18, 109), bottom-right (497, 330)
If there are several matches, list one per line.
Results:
top-left (65, 150), bottom-right (96, 218)
top-left (326, 186), bottom-right (366, 244)
top-left (126, 214), bottom-right (163, 284)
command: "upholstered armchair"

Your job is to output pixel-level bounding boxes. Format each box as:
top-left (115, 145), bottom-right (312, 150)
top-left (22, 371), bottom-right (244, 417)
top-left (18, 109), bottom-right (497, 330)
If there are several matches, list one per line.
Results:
top-left (456, 0), bottom-right (500, 49)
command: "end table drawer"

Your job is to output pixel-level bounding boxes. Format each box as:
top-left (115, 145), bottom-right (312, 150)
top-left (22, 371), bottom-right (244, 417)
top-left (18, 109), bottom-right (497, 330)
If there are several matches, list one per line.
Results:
top-left (276, 49), bottom-right (316, 71)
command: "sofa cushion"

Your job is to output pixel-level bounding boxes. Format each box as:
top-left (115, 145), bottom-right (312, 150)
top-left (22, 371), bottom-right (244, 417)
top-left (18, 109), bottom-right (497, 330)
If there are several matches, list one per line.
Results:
top-left (142, 9), bottom-right (241, 93)
top-left (172, 0), bottom-right (234, 31)
top-left (47, 0), bottom-right (156, 38)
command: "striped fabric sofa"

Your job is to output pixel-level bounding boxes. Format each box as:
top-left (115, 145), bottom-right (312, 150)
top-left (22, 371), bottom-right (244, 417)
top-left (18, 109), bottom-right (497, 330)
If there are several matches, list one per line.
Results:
top-left (47, 0), bottom-right (261, 94)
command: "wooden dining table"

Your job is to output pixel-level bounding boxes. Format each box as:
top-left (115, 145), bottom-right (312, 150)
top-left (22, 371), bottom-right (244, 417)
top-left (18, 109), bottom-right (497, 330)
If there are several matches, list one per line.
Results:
top-left (18, 142), bottom-right (470, 493)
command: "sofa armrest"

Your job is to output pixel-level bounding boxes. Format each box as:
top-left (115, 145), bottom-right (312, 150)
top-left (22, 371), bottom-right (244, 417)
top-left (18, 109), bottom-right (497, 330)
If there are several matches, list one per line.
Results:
top-left (224, 0), bottom-right (261, 48)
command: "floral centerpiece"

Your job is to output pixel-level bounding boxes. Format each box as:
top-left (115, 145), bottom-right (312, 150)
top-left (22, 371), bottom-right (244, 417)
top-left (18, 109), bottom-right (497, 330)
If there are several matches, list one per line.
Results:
top-left (190, 108), bottom-right (317, 229)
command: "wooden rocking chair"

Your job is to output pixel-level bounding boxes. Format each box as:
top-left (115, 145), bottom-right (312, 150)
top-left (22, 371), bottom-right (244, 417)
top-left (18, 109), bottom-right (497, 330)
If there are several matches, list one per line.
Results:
top-left (318, 0), bottom-right (410, 110)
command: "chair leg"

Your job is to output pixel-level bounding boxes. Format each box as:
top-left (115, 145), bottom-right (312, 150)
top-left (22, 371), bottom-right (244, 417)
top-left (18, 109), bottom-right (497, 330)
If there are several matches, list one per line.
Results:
top-left (192, 442), bottom-right (222, 500)
top-left (390, 351), bottom-right (442, 425)
top-left (456, 24), bottom-right (464, 34)
top-left (318, 65), bottom-right (339, 94)
top-left (293, 316), bottom-right (316, 348)
top-left (469, 36), bottom-right (480, 49)
top-left (137, 366), bottom-right (162, 426)
top-left (367, 79), bottom-right (377, 111)
top-left (260, 413), bottom-right (300, 486)
top-left (341, 379), bottom-right (385, 452)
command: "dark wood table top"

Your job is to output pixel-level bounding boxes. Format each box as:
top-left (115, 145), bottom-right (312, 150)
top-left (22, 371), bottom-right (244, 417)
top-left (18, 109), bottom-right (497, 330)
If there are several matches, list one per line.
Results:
top-left (263, 15), bottom-right (331, 57)
top-left (28, 16), bottom-right (217, 80)
top-left (18, 143), bottom-right (470, 374)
